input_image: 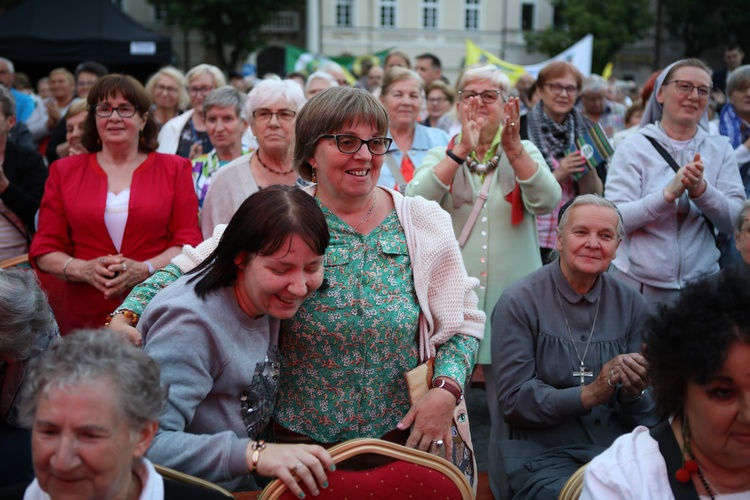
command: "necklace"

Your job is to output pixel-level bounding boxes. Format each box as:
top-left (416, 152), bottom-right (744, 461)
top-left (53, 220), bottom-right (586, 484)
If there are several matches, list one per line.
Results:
top-left (352, 192), bottom-right (376, 232)
top-left (556, 290), bottom-right (601, 386)
top-left (465, 153), bottom-right (501, 174)
top-left (256, 150), bottom-right (293, 175)
top-left (689, 451), bottom-right (719, 499)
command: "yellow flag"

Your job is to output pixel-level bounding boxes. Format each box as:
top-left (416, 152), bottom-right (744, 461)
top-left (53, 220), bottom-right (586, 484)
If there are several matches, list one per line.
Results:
top-left (602, 62), bottom-right (614, 81)
top-left (464, 40), bottom-right (527, 86)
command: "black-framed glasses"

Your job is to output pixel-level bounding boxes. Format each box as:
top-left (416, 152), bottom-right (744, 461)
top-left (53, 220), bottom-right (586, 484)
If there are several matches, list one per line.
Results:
top-left (252, 109), bottom-right (296, 122)
top-left (458, 89), bottom-right (502, 104)
top-left (94, 103), bottom-right (139, 118)
top-left (321, 134), bottom-right (392, 155)
top-left (187, 86), bottom-right (213, 95)
top-left (665, 80), bottom-right (712, 99)
top-left (427, 97), bottom-right (449, 104)
top-left (545, 83), bottom-right (579, 96)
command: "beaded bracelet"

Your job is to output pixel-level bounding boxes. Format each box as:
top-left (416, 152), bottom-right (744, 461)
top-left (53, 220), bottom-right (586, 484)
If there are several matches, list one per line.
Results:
top-left (508, 149), bottom-right (525, 164)
top-left (251, 440), bottom-right (266, 473)
top-left (105, 309), bottom-right (140, 328)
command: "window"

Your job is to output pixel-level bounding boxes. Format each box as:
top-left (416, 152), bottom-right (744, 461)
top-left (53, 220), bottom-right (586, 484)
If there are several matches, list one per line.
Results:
top-left (422, 0), bottom-right (438, 30)
top-left (380, 0), bottom-right (396, 28)
top-left (465, 0), bottom-right (480, 31)
top-left (336, 0), bottom-right (353, 27)
top-left (553, 5), bottom-right (565, 28)
top-left (262, 11), bottom-right (300, 33)
top-left (521, 3), bottom-right (535, 31)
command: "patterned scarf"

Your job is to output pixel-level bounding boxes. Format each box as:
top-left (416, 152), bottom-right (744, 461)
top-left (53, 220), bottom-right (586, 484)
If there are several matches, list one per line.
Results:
top-left (525, 101), bottom-right (591, 168)
top-left (719, 103), bottom-right (749, 148)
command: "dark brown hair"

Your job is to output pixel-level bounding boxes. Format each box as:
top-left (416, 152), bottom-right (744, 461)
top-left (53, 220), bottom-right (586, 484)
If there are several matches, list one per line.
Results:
top-left (536, 61), bottom-right (584, 91)
top-left (81, 74), bottom-right (158, 152)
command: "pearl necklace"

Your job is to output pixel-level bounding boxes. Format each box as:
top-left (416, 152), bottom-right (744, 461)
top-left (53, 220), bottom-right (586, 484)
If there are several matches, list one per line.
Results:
top-left (256, 150), bottom-right (293, 175)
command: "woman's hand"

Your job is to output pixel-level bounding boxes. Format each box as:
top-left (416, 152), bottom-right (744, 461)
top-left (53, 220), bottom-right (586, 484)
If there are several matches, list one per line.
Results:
top-left (68, 143), bottom-right (88, 156)
top-left (246, 443), bottom-right (333, 498)
top-left (100, 255), bottom-right (151, 299)
top-left (188, 142), bottom-right (203, 160)
top-left (500, 96), bottom-right (523, 157)
top-left (45, 101), bottom-right (60, 128)
top-left (580, 357), bottom-right (621, 410)
top-left (612, 353), bottom-right (650, 400)
top-left (454, 96), bottom-right (485, 158)
top-left (553, 151), bottom-right (587, 182)
top-left (397, 387), bottom-right (456, 458)
top-left (663, 153), bottom-right (705, 202)
top-left (107, 312), bottom-right (142, 346)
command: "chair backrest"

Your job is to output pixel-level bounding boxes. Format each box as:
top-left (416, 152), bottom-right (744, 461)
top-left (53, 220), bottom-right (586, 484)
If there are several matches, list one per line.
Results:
top-left (259, 438), bottom-right (474, 500)
top-left (153, 463), bottom-right (234, 498)
top-left (558, 463), bottom-right (589, 500)
top-left (0, 253), bottom-right (28, 269)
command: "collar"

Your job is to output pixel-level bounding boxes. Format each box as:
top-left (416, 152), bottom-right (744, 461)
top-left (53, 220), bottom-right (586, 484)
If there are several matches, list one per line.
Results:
top-left (551, 258), bottom-right (604, 305)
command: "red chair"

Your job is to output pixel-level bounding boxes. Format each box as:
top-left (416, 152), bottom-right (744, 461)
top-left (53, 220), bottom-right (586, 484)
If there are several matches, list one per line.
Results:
top-left (258, 438), bottom-right (474, 500)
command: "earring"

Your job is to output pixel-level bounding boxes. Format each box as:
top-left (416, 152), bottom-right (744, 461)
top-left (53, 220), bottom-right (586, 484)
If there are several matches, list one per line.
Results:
top-left (676, 414), bottom-right (699, 483)
top-left (311, 168), bottom-right (317, 183)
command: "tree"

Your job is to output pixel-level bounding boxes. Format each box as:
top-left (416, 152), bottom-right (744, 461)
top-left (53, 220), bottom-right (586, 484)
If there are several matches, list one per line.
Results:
top-left (661, 0), bottom-right (750, 57)
top-left (524, 0), bottom-right (653, 74)
top-left (146, 0), bottom-right (301, 71)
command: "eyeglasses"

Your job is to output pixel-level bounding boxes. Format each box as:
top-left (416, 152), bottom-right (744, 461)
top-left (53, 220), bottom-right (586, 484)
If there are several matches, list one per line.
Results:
top-left (155, 84), bottom-right (179, 94)
top-left (321, 134), bottom-right (392, 155)
top-left (252, 109), bottom-right (296, 123)
top-left (94, 103), bottom-right (139, 118)
top-left (545, 83), bottom-right (579, 96)
top-left (187, 86), bottom-right (213, 95)
top-left (77, 80), bottom-right (96, 89)
top-left (665, 80), bottom-right (712, 99)
top-left (427, 97), bottom-right (449, 104)
top-left (739, 227), bottom-right (750, 238)
top-left (458, 90), bottom-right (502, 104)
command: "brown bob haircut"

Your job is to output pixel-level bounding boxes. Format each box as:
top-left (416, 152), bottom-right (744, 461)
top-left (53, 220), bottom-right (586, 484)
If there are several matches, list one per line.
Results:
top-left (293, 86), bottom-right (389, 182)
top-left (536, 61), bottom-right (584, 92)
top-left (82, 74), bottom-right (158, 153)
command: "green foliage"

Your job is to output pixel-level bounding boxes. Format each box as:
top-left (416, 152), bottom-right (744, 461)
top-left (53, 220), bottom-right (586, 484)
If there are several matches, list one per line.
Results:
top-left (524, 0), bottom-right (653, 74)
top-left (146, 0), bottom-right (301, 71)
top-left (662, 0), bottom-right (750, 57)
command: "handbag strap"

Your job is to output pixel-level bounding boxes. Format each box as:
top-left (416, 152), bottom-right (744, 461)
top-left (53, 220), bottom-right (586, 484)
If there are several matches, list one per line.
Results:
top-left (384, 153), bottom-right (408, 193)
top-left (649, 420), bottom-right (700, 500)
top-left (457, 174), bottom-right (493, 249)
top-left (644, 135), bottom-right (719, 248)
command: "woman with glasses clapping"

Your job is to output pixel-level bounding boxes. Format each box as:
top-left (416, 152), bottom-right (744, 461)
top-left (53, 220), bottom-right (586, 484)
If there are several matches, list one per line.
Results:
top-left (605, 59), bottom-right (745, 305)
top-left (520, 61), bottom-right (604, 263)
top-left (30, 74), bottom-right (201, 335)
top-left (157, 64), bottom-right (226, 159)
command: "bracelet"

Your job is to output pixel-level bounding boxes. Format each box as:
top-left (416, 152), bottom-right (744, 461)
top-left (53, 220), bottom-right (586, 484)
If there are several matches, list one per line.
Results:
top-left (432, 378), bottom-right (464, 405)
top-left (145, 261), bottom-right (156, 275)
top-left (508, 149), bottom-right (524, 164)
top-left (62, 257), bottom-right (74, 281)
top-left (446, 149), bottom-right (464, 165)
top-left (250, 440), bottom-right (266, 473)
top-left (619, 388), bottom-right (645, 405)
top-left (105, 309), bottom-right (141, 328)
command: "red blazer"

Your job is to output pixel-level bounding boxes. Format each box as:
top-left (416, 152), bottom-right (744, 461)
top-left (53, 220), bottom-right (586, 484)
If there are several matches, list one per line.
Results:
top-left (30, 152), bottom-right (202, 334)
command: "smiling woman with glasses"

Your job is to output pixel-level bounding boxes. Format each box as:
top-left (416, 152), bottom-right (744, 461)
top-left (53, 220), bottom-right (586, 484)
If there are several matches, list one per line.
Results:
top-left (520, 61), bottom-right (604, 263)
top-left (156, 64), bottom-right (226, 159)
top-left (605, 58), bottom-right (745, 305)
top-left (423, 80), bottom-right (457, 133)
top-left (29, 74), bottom-right (202, 335)
top-left (145, 66), bottom-right (189, 131)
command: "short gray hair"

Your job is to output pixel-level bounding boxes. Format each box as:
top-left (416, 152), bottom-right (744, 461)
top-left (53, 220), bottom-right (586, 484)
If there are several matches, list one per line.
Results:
top-left (558, 194), bottom-right (625, 240)
top-left (581, 74), bottom-right (609, 95)
top-left (734, 200), bottom-right (750, 234)
top-left (304, 71), bottom-right (338, 96)
top-left (0, 84), bottom-right (15, 118)
top-left (0, 269), bottom-right (55, 360)
top-left (0, 57), bottom-right (14, 74)
top-left (245, 76), bottom-right (306, 125)
top-left (186, 63), bottom-right (226, 88)
top-left (202, 85), bottom-right (247, 120)
top-left (457, 64), bottom-right (511, 100)
top-left (19, 328), bottom-right (168, 430)
top-left (727, 65), bottom-right (750, 96)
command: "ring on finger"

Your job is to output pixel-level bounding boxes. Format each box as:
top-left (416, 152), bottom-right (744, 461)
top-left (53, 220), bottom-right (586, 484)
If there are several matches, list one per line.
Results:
top-left (433, 439), bottom-right (444, 448)
top-left (122, 263), bottom-right (127, 272)
top-left (607, 377), bottom-right (616, 389)
top-left (293, 462), bottom-right (304, 473)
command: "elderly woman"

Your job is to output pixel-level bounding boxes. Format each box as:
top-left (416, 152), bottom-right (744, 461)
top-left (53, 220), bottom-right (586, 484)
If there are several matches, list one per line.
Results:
top-left (582, 271), bottom-right (750, 499)
top-left (490, 195), bottom-right (658, 499)
top-left (157, 64), bottom-right (226, 159)
top-left (578, 74), bottom-right (627, 139)
top-left (406, 63), bottom-right (561, 425)
top-left (303, 70), bottom-right (339, 100)
top-left (138, 186), bottom-right (334, 494)
top-left (191, 86), bottom-right (248, 208)
top-left (522, 61), bottom-right (603, 262)
top-left (0, 269), bottom-right (57, 489)
top-left (62, 99), bottom-right (88, 156)
top-left (201, 77), bottom-right (307, 237)
top-left (43, 68), bottom-right (76, 136)
top-left (423, 79), bottom-right (457, 133)
top-left (379, 67), bottom-right (449, 191)
top-left (29, 74), bottom-right (201, 335)
top-left (605, 59), bottom-right (746, 305)
top-left (145, 66), bottom-right (189, 130)
top-left (19, 328), bottom-right (231, 499)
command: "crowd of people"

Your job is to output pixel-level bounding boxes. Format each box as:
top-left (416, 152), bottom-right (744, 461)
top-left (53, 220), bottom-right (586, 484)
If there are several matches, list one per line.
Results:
top-left (1, 45), bottom-right (749, 500)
